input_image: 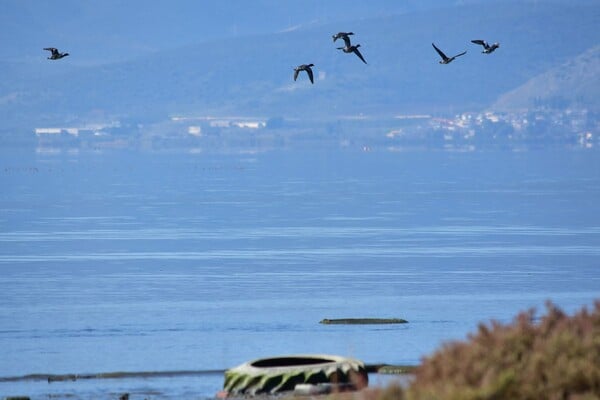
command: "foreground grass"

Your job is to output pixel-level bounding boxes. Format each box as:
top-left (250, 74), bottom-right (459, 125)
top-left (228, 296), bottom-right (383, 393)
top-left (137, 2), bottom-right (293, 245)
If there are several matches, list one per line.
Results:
top-left (331, 301), bottom-right (600, 400)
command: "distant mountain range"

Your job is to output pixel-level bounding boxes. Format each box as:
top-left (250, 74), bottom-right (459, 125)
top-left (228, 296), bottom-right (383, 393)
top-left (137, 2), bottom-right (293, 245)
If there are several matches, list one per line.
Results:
top-left (0, 0), bottom-right (461, 64)
top-left (494, 45), bottom-right (600, 110)
top-left (0, 1), bottom-right (598, 131)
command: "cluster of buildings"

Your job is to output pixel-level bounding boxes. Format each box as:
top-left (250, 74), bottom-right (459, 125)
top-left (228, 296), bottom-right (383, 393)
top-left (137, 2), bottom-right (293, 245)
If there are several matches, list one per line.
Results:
top-left (33, 108), bottom-right (597, 152)
top-left (424, 108), bottom-right (597, 149)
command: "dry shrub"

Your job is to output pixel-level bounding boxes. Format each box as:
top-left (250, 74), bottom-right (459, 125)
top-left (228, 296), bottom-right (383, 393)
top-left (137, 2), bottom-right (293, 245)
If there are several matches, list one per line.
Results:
top-left (323, 383), bottom-right (406, 400)
top-left (406, 301), bottom-right (600, 400)
top-left (374, 383), bottom-right (406, 400)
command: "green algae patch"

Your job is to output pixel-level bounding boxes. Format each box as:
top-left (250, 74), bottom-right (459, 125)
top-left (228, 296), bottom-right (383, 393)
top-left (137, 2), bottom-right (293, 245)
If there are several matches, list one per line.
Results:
top-left (319, 318), bottom-right (408, 325)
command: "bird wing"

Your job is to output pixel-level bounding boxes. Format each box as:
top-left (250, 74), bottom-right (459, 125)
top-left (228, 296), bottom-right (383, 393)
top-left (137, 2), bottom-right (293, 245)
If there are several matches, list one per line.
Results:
top-left (293, 68), bottom-right (299, 81)
top-left (306, 66), bottom-right (314, 84)
top-left (353, 47), bottom-right (367, 64)
top-left (432, 43), bottom-right (448, 61)
top-left (454, 51), bottom-right (467, 58)
top-left (44, 47), bottom-right (58, 55)
top-left (471, 39), bottom-right (487, 48)
top-left (342, 35), bottom-right (352, 48)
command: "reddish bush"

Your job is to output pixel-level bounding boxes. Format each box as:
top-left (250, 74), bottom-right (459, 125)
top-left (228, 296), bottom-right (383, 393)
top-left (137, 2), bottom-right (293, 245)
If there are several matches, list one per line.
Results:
top-left (407, 301), bottom-right (600, 400)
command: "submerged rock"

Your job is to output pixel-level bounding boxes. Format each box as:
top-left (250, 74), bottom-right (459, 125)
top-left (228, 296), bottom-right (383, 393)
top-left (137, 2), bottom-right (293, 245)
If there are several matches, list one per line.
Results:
top-left (319, 318), bottom-right (408, 325)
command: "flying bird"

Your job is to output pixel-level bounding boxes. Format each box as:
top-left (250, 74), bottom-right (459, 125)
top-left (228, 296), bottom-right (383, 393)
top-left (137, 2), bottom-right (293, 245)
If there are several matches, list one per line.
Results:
top-left (471, 39), bottom-right (500, 54)
top-left (294, 64), bottom-right (315, 84)
top-left (43, 47), bottom-right (69, 60)
top-left (332, 32), bottom-right (354, 47)
top-left (432, 43), bottom-right (466, 64)
top-left (337, 44), bottom-right (367, 64)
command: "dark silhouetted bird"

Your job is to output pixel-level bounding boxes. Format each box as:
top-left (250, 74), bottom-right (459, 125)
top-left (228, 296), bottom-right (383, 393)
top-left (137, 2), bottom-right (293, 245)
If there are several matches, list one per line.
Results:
top-left (332, 32), bottom-right (354, 47)
top-left (294, 64), bottom-right (315, 84)
top-left (44, 47), bottom-right (69, 60)
top-left (337, 44), bottom-right (367, 64)
top-left (471, 39), bottom-right (500, 54)
top-left (432, 43), bottom-right (466, 64)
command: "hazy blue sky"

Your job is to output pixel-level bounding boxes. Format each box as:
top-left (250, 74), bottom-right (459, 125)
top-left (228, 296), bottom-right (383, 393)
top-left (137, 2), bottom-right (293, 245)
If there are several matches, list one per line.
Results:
top-left (2, 0), bottom-right (434, 63)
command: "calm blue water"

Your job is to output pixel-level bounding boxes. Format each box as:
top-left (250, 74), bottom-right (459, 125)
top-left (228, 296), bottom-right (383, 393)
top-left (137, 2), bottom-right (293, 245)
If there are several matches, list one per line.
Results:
top-left (1, 148), bottom-right (599, 399)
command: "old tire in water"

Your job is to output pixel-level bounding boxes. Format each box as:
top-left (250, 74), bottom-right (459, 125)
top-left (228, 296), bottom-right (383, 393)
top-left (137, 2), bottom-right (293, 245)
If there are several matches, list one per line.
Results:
top-left (223, 354), bottom-right (368, 396)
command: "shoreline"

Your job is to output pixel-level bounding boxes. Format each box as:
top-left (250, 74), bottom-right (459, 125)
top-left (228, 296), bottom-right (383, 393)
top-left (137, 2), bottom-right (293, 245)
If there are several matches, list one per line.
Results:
top-left (0, 364), bottom-right (417, 383)
top-left (1, 368), bottom-right (416, 400)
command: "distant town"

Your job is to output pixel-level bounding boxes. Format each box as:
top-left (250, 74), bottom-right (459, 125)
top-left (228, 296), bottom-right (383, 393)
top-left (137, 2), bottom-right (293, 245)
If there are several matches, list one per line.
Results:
top-left (32, 107), bottom-right (598, 153)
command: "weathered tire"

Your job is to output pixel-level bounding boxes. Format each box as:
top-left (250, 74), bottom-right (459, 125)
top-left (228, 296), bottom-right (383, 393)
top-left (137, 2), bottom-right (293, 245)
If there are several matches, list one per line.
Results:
top-left (223, 354), bottom-right (368, 396)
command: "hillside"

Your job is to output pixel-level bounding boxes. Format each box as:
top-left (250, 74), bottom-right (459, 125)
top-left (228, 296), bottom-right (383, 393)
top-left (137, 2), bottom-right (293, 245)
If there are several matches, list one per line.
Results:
top-left (494, 45), bottom-right (600, 111)
top-left (0, 1), bottom-right (598, 130)
top-left (0, 0), bottom-right (449, 65)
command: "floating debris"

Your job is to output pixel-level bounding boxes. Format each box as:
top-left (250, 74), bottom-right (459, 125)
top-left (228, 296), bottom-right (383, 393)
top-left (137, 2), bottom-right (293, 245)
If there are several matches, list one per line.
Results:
top-left (374, 364), bottom-right (417, 374)
top-left (319, 318), bottom-right (408, 325)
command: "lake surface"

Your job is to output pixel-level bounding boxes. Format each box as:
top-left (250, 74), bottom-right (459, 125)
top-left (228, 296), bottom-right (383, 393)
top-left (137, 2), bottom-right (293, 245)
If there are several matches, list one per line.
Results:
top-left (0, 148), bottom-right (598, 399)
